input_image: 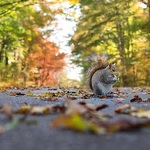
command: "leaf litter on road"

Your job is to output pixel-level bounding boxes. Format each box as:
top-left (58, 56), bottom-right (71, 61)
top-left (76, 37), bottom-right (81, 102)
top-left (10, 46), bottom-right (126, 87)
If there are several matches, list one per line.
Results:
top-left (51, 99), bottom-right (150, 134)
top-left (0, 104), bottom-right (39, 133)
top-left (0, 87), bottom-right (150, 134)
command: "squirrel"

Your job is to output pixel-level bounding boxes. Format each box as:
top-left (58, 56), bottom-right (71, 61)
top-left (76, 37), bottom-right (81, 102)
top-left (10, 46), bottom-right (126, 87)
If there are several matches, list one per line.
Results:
top-left (87, 54), bottom-right (119, 95)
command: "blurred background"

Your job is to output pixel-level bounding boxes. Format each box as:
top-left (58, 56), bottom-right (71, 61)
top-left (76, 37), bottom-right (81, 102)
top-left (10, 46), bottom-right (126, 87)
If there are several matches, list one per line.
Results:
top-left (0, 0), bottom-right (149, 88)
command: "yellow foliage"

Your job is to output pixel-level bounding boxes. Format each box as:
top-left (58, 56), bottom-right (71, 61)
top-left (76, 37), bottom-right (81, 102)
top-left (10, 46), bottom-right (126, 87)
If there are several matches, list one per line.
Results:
top-left (69, 0), bottom-right (79, 5)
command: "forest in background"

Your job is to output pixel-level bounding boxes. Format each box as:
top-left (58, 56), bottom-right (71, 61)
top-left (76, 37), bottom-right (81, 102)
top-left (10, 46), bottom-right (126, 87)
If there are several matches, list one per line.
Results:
top-left (71, 0), bottom-right (150, 86)
top-left (0, 0), bottom-right (150, 88)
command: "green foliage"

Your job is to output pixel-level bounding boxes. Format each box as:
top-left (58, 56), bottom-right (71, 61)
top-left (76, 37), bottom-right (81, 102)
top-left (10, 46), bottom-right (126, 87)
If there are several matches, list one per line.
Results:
top-left (71, 0), bottom-right (150, 86)
top-left (0, 0), bottom-right (66, 87)
top-left (0, 0), bottom-right (150, 87)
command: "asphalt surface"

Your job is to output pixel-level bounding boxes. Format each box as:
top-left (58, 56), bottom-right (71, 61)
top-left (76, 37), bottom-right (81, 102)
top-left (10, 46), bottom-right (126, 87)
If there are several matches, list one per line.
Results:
top-left (0, 87), bottom-right (150, 150)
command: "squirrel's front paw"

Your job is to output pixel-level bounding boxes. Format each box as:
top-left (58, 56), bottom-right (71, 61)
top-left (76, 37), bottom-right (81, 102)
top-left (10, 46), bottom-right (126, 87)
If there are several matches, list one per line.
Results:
top-left (113, 76), bottom-right (119, 81)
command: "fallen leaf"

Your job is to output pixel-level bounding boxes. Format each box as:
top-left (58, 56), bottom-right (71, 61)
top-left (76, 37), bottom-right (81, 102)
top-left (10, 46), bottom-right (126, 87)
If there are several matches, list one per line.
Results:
top-left (30, 106), bottom-right (51, 115)
top-left (130, 95), bottom-right (142, 103)
top-left (25, 90), bottom-right (34, 96)
top-left (49, 96), bottom-right (57, 101)
top-left (115, 98), bottom-right (125, 104)
top-left (80, 94), bottom-right (94, 99)
top-left (131, 110), bottom-right (150, 119)
top-left (65, 100), bottom-right (88, 115)
top-left (98, 95), bottom-right (107, 99)
top-left (9, 92), bottom-right (25, 96)
top-left (35, 92), bottom-right (59, 101)
top-left (79, 102), bottom-right (108, 111)
top-left (100, 117), bottom-right (150, 132)
top-left (52, 105), bottom-right (66, 114)
top-left (118, 92), bottom-right (127, 97)
top-left (66, 97), bottom-right (77, 100)
top-left (115, 104), bottom-right (137, 114)
top-left (15, 105), bottom-right (51, 115)
top-left (131, 90), bottom-right (136, 93)
top-left (15, 105), bottom-right (31, 114)
top-left (9, 92), bottom-right (16, 96)
top-left (51, 113), bottom-right (103, 134)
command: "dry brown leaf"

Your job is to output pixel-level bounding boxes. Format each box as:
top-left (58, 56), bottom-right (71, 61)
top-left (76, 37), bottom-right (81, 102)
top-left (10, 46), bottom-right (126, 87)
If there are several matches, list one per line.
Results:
top-left (64, 99), bottom-right (108, 116)
top-left (79, 102), bottom-right (108, 111)
top-left (9, 92), bottom-right (25, 96)
top-left (65, 100), bottom-right (88, 115)
top-left (52, 105), bottom-right (66, 114)
top-left (118, 93), bottom-right (127, 97)
top-left (66, 97), bottom-right (77, 100)
top-left (115, 104), bottom-right (137, 114)
top-left (130, 95), bottom-right (142, 103)
top-left (98, 95), bottom-right (107, 99)
top-left (100, 117), bottom-right (150, 132)
top-left (80, 94), bottom-right (94, 99)
top-left (9, 92), bottom-right (16, 96)
top-left (30, 106), bottom-right (51, 115)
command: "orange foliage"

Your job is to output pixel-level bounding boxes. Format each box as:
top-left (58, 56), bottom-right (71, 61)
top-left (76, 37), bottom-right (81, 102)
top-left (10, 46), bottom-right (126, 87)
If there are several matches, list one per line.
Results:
top-left (28, 37), bottom-right (66, 87)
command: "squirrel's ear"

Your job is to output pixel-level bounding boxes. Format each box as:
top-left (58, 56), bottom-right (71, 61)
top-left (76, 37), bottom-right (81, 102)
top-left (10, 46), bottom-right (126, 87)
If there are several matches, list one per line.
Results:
top-left (108, 64), bottom-right (112, 69)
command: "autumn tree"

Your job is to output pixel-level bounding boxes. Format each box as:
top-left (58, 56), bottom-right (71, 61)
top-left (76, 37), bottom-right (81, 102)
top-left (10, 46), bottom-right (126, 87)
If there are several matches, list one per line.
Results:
top-left (70, 0), bottom-right (150, 86)
top-left (28, 38), bottom-right (66, 87)
top-left (0, 0), bottom-right (66, 87)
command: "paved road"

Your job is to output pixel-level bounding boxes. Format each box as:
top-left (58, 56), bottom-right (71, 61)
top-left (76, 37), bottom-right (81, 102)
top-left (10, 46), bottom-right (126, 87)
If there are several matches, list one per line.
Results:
top-left (0, 87), bottom-right (150, 150)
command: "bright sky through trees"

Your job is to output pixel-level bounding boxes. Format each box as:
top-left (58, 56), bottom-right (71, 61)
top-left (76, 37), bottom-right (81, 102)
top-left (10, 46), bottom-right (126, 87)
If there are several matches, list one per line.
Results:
top-left (49, 2), bottom-right (82, 80)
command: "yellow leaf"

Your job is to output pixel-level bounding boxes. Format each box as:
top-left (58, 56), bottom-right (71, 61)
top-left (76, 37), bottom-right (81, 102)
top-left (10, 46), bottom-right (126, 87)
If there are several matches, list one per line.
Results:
top-left (51, 113), bottom-right (103, 134)
top-left (25, 90), bottom-right (34, 96)
top-left (15, 105), bottom-right (31, 114)
top-left (27, 37), bottom-right (32, 41)
top-left (131, 110), bottom-right (150, 119)
top-left (16, 105), bottom-right (51, 115)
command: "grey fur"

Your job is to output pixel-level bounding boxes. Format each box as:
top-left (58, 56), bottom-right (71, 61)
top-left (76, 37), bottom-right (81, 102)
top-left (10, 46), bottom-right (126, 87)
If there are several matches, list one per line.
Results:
top-left (91, 66), bottom-right (118, 95)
